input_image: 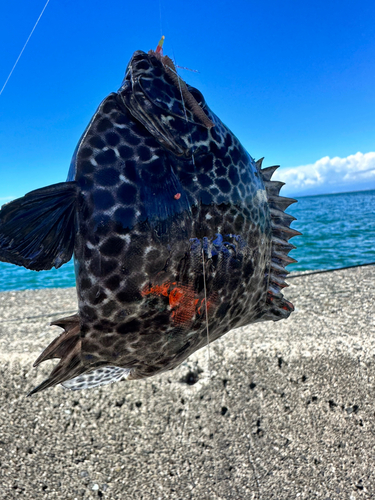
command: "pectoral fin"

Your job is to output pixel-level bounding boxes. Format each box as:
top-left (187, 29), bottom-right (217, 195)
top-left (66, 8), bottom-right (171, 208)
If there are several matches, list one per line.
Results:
top-left (0, 182), bottom-right (78, 271)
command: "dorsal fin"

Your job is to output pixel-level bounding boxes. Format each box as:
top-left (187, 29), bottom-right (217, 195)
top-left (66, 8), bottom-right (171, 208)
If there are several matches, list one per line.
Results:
top-left (260, 165), bottom-right (279, 181)
top-left (268, 195), bottom-right (297, 211)
top-left (258, 160), bottom-right (301, 321)
top-left (255, 157), bottom-right (264, 170)
top-left (263, 180), bottom-right (285, 196)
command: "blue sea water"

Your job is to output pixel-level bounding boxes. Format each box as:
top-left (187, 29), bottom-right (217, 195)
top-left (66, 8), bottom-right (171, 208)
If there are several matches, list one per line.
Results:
top-left (0, 189), bottom-right (374, 292)
top-left (287, 189), bottom-right (375, 272)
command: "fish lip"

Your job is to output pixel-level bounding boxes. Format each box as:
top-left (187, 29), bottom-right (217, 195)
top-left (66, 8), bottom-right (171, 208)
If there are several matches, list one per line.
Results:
top-left (120, 50), bottom-right (149, 88)
top-left (122, 50), bottom-right (160, 83)
top-left (131, 49), bottom-right (148, 61)
top-left (124, 50), bottom-right (209, 115)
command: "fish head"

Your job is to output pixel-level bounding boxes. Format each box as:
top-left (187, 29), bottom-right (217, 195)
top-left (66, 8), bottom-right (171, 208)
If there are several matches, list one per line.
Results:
top-left (118, 50), bottom-right (214, 157)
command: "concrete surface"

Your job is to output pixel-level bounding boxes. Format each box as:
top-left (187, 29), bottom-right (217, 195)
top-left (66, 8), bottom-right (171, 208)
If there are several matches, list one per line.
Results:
top-left (0, 265), bottom-right (374, 499)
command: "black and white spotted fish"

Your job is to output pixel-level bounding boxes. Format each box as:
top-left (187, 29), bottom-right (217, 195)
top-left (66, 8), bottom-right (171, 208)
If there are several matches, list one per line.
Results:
top-left (0, 49), bottom-right (300, 395)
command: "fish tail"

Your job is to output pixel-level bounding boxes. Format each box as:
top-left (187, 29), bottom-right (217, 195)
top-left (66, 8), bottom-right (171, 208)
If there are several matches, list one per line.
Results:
top-left (28, 314), bottom-right (86, 396)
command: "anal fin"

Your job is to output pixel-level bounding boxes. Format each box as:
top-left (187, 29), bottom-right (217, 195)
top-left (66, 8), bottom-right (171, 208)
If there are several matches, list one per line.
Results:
top-left (28, 314), bottom-right (132, 395)
top-left (28, 313), bottom-right (85, 396)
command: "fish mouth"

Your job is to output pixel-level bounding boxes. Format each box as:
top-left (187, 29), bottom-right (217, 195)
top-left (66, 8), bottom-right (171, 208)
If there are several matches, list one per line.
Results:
top-left (124, 50), bottom-right (211, 122)
top-left (118, 50), bottom-right (214, 156)
top-left (146, 50), bottom-right (214, 129)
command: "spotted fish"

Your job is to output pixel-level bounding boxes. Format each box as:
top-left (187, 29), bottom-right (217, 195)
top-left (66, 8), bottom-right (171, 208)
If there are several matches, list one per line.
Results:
top-left (0, 49), bottom-right (300, 395)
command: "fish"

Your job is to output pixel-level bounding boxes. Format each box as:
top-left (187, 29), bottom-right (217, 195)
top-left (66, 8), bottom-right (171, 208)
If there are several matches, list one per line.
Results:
top-left (0, 49), bottom-right (300, 395)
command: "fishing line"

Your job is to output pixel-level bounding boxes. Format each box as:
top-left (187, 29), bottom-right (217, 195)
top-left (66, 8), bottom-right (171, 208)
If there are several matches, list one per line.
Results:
top-left (158, 0), bottom-right (164, 37)
top-left (165, 41), bottom-right (219, 489)
top-left (288, 261), bottom-right (375, 279)
top-left (201, 248), bottom-right (212, 378)
top-left (3, 261), bottom-right (373, 322)
top-left (0, 309), bottom-right (76, 324)
top-left (164, 51), bottom-right (212, 358)
top-left (201, 244), bottom-right (220, 487)
top-left (172, 61), bottom-right (190, 123)
top-left (0, 0), bottom-right (51, 97)
top-left (170, 60), bottom-right (213, 378)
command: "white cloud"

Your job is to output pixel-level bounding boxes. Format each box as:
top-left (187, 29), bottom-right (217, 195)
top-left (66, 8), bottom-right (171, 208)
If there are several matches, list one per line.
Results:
top-left (277, 152), bottom-right (375, 196)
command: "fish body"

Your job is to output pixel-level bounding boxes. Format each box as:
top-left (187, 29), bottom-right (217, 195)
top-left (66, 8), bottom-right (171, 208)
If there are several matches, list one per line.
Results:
top-left (0, 50), bottom-right (299, 394)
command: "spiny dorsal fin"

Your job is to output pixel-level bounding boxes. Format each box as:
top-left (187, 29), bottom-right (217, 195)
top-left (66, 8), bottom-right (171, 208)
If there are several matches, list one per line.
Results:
top-left (271, 224), bottom-right (302, 241)
top-left (271, 236), bottom-right (296, 251)
top-left (272, 250), bottom-right (298, 265)
top-left (260, 164), bottom-right (279, 181)
top-left (271, 261), bottom-right (290, 275)
top-left (264, 180), bottom-right (285, 197)
top-left (255, 157), bottom-right (264, 171)
top-left (268, 195), bottom-right (297, 211)
top-left (270, 274), bottom-right (288, 288)
top-left (259, 161), bottom-right (301, 321)
top-left (270, 207), bottom-right (296, 224)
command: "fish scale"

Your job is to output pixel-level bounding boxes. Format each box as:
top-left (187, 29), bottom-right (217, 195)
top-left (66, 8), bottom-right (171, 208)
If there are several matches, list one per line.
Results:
top-left (0, 49), bottom-right (300, 395)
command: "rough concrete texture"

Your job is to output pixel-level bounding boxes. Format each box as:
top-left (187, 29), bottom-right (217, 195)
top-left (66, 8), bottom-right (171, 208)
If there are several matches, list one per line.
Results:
top-left (0, 265), bottom-right (374, 499)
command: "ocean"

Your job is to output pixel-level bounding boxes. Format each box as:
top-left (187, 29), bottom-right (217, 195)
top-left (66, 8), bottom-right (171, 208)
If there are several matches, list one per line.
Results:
top-left (0, 189), bottom-right (374, 292)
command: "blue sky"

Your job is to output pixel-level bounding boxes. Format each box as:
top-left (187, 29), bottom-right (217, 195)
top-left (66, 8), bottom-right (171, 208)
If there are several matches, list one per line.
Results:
top-left (1, 0), bottom-right (374, 200)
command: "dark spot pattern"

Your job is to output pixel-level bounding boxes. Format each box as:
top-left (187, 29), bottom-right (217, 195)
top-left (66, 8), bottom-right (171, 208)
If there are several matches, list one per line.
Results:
top-left (92, 190), bottom-right (114, 211)
top-left (100, 237), bottom-right (125, 257)
top-left (94, 168), bottom-right (119, 187)
top-left (97, 118), bottom-right (112, 132)
top-left (117, 184), bottom-right (137, 205)
top-left (113, 207), bottom-right (135, 229)
top-left (118, 145), bottom-right (133, 159)
top-left (90, 136), bottom-right (106, 149)
top-left (96, 150), bottom-right (117, 165)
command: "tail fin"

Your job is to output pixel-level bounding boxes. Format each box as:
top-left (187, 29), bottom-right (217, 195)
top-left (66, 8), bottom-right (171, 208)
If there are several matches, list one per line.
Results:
top-left (28, 314), bottom-right (86, 396)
